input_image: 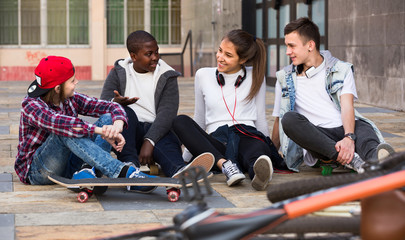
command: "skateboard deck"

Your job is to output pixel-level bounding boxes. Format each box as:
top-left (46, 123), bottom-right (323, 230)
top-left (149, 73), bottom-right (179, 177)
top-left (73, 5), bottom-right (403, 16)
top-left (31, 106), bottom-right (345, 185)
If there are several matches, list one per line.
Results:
top-left (49, 174), bottom-right (184, 188)
top-left (49, 174), bottom-right (187, 203)
top-left (48, 171), bottom-right (212, 203)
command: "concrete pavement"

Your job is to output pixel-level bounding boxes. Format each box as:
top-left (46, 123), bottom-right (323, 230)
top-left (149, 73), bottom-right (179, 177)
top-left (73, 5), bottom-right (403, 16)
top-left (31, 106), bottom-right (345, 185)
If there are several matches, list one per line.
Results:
top-left (0, 78), bottom-right (404, 239)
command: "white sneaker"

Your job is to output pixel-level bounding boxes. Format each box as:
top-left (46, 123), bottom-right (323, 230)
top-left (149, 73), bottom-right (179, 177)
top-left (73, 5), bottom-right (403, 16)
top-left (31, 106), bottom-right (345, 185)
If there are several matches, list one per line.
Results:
top-left (222, 160), bottom-right (246, 186)
top-left (345, 153), bottom-right (365, 174)
top-left (172, 152), bottom-right (215, 178)
top-left (251, 155), bottom-right (273, 191)
top-left (377, 143), bottom-right (395, 161)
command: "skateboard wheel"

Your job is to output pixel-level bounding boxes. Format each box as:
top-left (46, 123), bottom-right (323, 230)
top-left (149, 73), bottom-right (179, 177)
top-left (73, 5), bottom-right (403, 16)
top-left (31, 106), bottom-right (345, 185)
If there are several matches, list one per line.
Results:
top-left (167, 188), bottom-right (180, 202)
top-left (321, 166), bottom-right (333, 176)
top-left (149, 164), bottom-right (159, 175)
top-left (77, 191), bottom-right (89, 203)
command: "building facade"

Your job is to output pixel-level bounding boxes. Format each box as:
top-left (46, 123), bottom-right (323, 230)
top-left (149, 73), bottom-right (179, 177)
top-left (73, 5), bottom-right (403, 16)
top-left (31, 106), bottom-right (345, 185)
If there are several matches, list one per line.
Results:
top-left (0, 0), bottom-right (183, 81)
top-left (184, 0), bottom-right (404, 111)
top-left (0, 0), bottom-right (404, 110)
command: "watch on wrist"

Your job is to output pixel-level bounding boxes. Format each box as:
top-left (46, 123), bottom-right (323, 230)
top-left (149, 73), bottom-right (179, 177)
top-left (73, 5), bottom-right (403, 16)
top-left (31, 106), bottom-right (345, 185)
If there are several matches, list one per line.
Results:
top-left (344, 133), bottom-right (357, 142)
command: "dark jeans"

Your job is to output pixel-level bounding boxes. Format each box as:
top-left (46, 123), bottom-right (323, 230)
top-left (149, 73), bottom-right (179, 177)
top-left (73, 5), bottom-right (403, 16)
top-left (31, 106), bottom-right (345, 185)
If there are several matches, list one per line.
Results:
top-left (173, 115), bottom-right (227, 161)
top-left (173, 115), bottom-right (280, 179)
top-left (116, 106), bottom-right (185, 177)
top-left (281, 111), bottom-right (380, 161)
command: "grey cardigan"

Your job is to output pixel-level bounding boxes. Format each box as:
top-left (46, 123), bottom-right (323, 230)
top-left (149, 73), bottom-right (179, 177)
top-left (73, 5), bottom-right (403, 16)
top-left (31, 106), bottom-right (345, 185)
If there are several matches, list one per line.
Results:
top-left (100, 58), bottom-right (181, 143)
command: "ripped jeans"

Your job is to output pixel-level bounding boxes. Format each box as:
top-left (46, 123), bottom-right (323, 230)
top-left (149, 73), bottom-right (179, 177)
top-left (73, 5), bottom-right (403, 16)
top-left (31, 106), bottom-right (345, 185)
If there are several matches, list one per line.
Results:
top-left (27, 114), bottom-right (125, 185)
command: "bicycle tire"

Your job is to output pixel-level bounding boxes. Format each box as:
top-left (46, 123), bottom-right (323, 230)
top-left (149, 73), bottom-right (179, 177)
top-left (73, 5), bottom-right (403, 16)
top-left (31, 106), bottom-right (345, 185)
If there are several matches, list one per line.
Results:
top-left (268, 169), bottom-right (389, 203)
top-left (262, 215), bottom-right (360, 234)
top-left (377, 152), bottom-right (405, 170)
top-left (268, 152), bottom-right (405, 203)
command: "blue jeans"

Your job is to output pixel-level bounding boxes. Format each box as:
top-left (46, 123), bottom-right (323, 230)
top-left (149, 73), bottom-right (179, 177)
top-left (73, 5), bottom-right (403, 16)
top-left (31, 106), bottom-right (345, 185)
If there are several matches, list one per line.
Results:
top-left (28, 114), bottom-right (125, 185)
top-left (116, 107), bottom-right (185, 177)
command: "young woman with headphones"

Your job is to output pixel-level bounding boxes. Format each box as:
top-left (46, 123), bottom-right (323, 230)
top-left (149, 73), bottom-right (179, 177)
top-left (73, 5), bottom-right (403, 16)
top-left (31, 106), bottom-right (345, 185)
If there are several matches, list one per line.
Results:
top-left (173, 29), bottom-right (286, 191)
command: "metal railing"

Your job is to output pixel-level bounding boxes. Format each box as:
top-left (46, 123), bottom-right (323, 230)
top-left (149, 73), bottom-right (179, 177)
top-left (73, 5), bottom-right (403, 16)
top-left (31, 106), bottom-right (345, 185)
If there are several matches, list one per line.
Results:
top-left (160, 30), bottom-right (193, 76)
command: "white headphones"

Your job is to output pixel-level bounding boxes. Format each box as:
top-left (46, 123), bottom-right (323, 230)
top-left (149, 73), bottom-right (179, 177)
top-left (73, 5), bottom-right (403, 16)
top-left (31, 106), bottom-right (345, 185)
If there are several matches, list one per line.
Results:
top-left (296, 60), bottom-right (325, 78)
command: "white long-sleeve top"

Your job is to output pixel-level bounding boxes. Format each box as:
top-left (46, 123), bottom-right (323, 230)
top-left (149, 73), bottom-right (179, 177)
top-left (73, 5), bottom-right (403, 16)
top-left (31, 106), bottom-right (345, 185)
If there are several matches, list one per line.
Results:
top-left (193, 67), bottom-right (269, 136)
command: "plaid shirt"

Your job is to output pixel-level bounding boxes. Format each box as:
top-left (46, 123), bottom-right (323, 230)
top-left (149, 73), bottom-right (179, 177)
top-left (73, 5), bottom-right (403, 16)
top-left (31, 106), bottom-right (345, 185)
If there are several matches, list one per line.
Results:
top-left (15, 92), bottom-right (127, 184)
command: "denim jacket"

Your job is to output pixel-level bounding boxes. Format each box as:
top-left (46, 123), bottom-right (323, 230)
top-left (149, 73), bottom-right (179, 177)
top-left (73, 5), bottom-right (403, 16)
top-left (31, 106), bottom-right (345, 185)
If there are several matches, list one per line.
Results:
top-left (276, 50), bottom-right (384, 172)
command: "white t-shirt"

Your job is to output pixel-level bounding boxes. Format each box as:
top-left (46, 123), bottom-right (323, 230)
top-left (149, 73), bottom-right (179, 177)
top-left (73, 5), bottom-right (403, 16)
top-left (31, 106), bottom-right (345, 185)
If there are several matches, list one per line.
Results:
top-left (272, 62), bottom-right (357, 128)
top-left (124, 63), bottom-right (157, 123)
top-left (272, 61), bottom-right (358, 165)
top-left (194, 67), bottom-right (269, 136)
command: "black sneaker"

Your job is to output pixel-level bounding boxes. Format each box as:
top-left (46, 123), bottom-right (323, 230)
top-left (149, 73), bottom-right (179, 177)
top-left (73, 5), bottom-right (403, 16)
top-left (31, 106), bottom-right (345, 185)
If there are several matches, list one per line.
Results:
top-left (222, 160), bottom-right (245, 186)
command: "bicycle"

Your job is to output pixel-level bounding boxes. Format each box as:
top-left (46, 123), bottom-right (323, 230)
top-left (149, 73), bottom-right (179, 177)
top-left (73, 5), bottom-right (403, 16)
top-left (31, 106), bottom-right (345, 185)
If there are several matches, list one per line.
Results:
top-left (267, 151), bottom-right (405, 203)
top-left (102, 151), bottom-right (405, 240)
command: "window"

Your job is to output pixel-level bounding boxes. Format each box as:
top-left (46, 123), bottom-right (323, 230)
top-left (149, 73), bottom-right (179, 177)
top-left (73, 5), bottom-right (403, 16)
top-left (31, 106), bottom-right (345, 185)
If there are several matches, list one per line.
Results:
top-left (69, 0), bottom-right (89, 44)
top-left (0, 0), bottom-right (20, 45)
top-left (106, 0), bottom-right (181, 46)
top-left (22, 0), bottom-right (41, 44)
top-left (245, 0), bottom-right (327, 85)
top-left (0, 0), bottom-right (89, 46)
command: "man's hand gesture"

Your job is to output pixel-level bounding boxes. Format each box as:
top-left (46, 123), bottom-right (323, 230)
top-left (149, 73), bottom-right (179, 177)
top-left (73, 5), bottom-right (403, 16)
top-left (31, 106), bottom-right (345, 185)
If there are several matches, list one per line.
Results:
top-left (113, 90), bottom-right (139, 106)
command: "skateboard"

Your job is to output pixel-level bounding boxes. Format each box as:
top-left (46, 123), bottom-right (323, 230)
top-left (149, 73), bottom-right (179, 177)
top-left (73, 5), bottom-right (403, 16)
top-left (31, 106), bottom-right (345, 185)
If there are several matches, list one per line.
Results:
top-left (49, 175), bottom-right (186, 203)
top-left (48, 169), bottom-right (213, 203)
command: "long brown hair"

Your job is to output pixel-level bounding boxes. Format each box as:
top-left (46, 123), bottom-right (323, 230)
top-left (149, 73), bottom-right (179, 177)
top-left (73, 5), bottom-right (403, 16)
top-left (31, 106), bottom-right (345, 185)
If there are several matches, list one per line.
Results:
top-left (41, 82), bottom-right (67, 105)
top-left (224, 29), bottom-right (266, 101)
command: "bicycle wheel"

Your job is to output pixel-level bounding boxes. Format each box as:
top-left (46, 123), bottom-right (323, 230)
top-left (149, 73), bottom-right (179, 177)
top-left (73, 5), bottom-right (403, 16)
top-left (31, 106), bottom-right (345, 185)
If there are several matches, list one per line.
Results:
top-left (263, 215), bottom-right (360, 234)
top-left (268, 152), bottom-right (405, 203)
top-left (268, 169), bottom-right (389, 203)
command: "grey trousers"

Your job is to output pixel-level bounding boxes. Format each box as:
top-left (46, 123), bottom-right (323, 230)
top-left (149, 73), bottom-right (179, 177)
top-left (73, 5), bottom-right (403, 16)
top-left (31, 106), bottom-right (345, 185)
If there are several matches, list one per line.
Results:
top-left (281, 111), bottom-right (380, 161)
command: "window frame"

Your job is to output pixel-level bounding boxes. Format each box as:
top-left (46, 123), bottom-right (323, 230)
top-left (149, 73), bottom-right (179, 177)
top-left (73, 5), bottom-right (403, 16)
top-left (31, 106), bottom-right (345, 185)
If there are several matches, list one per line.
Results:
top-left (253, 0), bottom-right (328, 85)
top-left (0, 0), bottom-right (90, 48)
top-left (106, 0), bottom-right (181, 47)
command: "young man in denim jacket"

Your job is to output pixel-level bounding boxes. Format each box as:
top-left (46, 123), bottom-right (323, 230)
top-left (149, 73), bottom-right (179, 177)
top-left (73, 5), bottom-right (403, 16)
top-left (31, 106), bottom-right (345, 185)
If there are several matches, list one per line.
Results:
top-left (271, 18), bottom-right (394, 173)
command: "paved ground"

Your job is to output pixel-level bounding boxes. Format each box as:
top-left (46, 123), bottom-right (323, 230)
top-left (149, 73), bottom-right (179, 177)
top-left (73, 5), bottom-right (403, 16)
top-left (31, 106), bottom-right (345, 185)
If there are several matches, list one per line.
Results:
top-left (0, 78), bottom-right (404, 239)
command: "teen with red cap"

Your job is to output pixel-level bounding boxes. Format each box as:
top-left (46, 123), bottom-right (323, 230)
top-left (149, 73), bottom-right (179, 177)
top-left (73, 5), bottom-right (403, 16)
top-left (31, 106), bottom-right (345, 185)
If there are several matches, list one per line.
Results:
top-left (16, 56), bottom-right (159, 192)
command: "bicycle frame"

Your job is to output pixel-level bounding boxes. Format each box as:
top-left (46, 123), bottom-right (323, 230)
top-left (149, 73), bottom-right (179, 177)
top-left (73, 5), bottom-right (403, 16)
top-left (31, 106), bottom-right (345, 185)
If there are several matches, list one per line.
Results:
top-left (175, 169), bottom-right (405, 240)
top-left (105, 159), bottom-right (405, 240)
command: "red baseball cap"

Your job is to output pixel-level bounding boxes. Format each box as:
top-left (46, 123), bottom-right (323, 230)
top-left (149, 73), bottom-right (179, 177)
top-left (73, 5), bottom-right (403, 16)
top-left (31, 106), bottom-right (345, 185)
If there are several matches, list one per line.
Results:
top-left (27, 56), bottom-right (75, 97)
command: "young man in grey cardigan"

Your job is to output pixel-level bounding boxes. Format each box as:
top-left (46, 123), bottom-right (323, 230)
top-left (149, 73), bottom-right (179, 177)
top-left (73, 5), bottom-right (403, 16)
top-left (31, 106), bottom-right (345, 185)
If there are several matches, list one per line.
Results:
top-left (101, 31), bottom-right (213, 186)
